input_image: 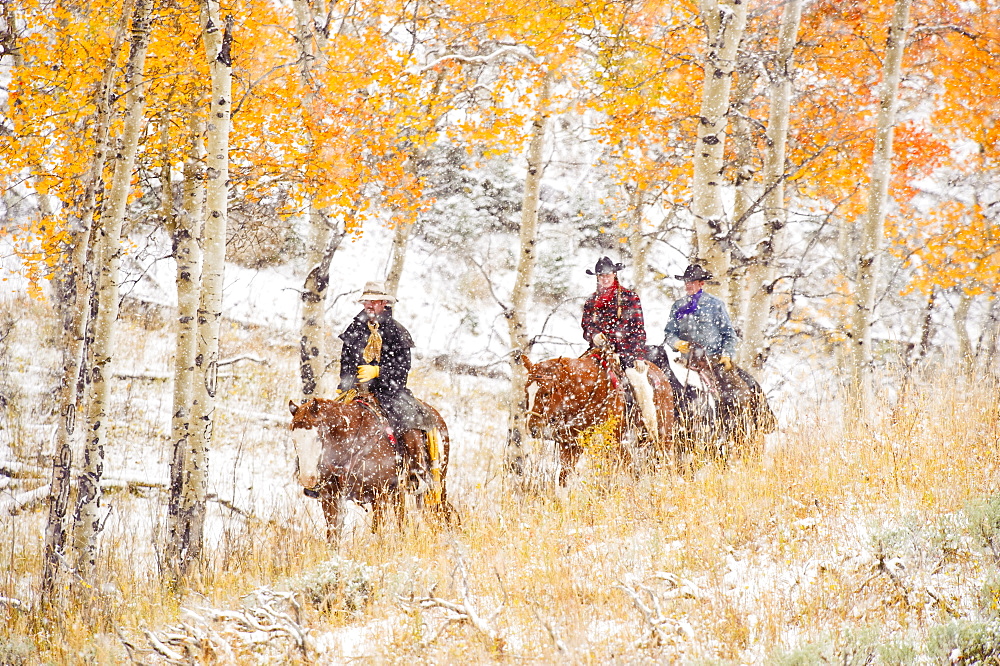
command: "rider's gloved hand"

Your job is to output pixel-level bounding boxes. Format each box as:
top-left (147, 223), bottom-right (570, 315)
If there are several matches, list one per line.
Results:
top-left (593, 333), bottom-right (608, 347)
top-left (675, 340), bottom-right (691, 353)
top-left (719, 356), bottom-right (733, 371)
top-left (357, 365), bottom-right (380, 382)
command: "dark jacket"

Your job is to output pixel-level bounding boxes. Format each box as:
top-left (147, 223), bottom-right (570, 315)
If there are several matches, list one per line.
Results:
top-left (338, 307), bottom-right (414, 405)
top-left (581, 282), bottom-right (647, 367)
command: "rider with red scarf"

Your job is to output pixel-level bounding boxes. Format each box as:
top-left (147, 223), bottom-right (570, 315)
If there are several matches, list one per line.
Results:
top-left (581, 256), bottom-right (659, 442)
top-left (581, 256), bottom-right (647, 367)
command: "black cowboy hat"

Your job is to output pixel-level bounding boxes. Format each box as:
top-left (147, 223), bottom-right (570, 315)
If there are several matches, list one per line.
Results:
top-left (587, 256), bottom-right (625, 275)
top-left (675, 263), bottom-right (717, 283)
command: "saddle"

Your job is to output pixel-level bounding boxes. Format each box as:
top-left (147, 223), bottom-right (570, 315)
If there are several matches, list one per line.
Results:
top-left (585, 347), bottom-right (659, 443)
top-left (334, 388), bottom-right (443, 501)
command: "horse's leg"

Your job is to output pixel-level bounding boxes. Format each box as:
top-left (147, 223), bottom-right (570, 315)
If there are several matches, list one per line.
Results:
top-left (557, 441), bottom-right (584, 486)
top-left (402, 430), bottom-right (428, 492)
top-left (371, 494), bottom-right (385, 534)
top-left (394, 488), bottom-right (406, 530)
top-left (320, 488), bottom-right (343, 542)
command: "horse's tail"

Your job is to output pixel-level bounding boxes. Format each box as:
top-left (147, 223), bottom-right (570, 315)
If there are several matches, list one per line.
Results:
top-left (425, 427), bottom-right (444, 507)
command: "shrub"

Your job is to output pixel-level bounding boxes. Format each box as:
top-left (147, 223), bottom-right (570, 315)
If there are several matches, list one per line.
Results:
top-left (287, 555), bottom-right (376, 613)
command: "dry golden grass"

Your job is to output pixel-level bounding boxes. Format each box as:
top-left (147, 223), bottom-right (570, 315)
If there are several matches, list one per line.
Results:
top-left (2, 297), bottom-right (1000, 664)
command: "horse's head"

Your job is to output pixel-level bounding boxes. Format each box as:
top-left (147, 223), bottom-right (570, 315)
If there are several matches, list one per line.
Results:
top-left (523, 357), bottom-right (568, 437)
top-left (288, 397), bottom-right (398, 495)
top-left (289, 398), bottom-right (335, 488)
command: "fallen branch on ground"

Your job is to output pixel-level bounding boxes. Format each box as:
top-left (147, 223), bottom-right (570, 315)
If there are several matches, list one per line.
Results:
top-left (0, 459), bottom-right (48, 479)
top-left (0, 485), bottom-right (50, 516)
top-left (399, 549), bottom-right (505, 651)
top-left (0, 595), bottom-right (28, 611)
top-left (614, 580), bottom-right (695, 648)
top-left (141, 588), bottom-right (310, 663)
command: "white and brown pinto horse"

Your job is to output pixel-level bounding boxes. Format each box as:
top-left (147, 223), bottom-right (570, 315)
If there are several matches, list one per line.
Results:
top-left (288, 396), bottom-right (450, 540)
top-left (519, 352), bottom-right (675, 485)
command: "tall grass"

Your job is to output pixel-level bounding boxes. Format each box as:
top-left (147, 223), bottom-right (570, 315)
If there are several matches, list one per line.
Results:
top-left (1, 298), bottom-right (999, 663)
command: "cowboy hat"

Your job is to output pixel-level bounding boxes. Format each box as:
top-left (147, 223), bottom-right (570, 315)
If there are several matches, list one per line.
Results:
top-left (586, 256), bottom-right (625, 275)
top-left (675, 264), bottom-right (717, 283)
top-left (357, 281), bottom-right (397, 303)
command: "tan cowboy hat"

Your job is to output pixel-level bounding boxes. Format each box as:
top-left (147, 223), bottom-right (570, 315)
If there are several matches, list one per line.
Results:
top-left (357, 281), bottom-right (396, 303)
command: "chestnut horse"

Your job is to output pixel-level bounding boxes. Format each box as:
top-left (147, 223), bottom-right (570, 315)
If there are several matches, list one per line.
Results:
top-left (288, 396), bottom-right (450, 540)
top-left (519, 352), bottom-right (675, 485)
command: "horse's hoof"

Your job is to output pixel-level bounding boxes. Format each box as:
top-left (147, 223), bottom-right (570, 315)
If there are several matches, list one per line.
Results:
top-left (303, 487), bottom-right (320, 498)
top-left (408, 472), bottom-right (428, 495)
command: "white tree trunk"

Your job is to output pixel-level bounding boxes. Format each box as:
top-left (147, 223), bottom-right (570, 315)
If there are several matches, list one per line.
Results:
top-left (168, 110), bottom-right (205, 571)
top-left (692, 0), bottom-right (748, 304)
top-left (977, 296), bottom-right (1000, 374)
top-left (849, 0), bottom-right (910, 400)
top-left (40, 2), bottom-right (135, 601)
top-left (170, 2), bottom-right (232, 579)
top-left (727, 58), bottom-right (759, 319)
top-left (507, 71), bottom-right (552, 470)
top-left (72, 0), bottom-right (153, 579)
top-left (299, 206), bottom-right (345, 397)
top-left (627, 187), bottom-right (649, 299)
top-left (384, 218), bottom-right (412, 299)
top-left (737, 0), bottom-right (801, 368)
top-left (954, 290), bottom-right (973, 373)
top-left (292, 0), bottom-right (341, 399)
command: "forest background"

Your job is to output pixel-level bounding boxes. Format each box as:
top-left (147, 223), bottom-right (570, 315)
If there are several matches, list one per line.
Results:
top-left (1, 0), bottom-right (1000, 662)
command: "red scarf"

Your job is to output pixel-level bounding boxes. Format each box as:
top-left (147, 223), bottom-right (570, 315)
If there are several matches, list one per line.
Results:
top-left (593, 277), bottom-right (622, 308)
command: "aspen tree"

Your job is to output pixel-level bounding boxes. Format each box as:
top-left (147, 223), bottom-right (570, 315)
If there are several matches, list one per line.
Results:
top-left (691, 0), bottom-right (748, 304)
top-left (292, 0), bottom-right (339, 398)
top-left (168, 1), bottom-right (232, 579)
top-left (168, 110), bottom-right (204, 574)
top-left (738, 0), bottom-right (802, 369)
top-left (39, 0), bottom-right (136, 603)
top-left (507, 69), bottom-right (552, 473)
top-left (73, 0), bottom-right (153, 579)
top-left (850, 0), bottom-right (910, 407)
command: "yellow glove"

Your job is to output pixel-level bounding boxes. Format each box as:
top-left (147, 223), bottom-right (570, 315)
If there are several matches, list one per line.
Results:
top-left (593, 333), bottom-right (608, 348)
top-left (719, 356), bottom-right (733, 371)
top-left (357, 365), bottom-right (380, 382)
top-left (675, 340), bottom-right (691, 353)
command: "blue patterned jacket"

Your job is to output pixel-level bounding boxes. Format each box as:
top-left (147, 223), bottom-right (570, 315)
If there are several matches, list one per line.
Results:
top-left (662, 290), bottom-right (737, 358)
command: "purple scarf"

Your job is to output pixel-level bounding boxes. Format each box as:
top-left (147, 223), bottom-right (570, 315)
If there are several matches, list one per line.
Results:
top-left (674, 290), bottom-right (703, 320)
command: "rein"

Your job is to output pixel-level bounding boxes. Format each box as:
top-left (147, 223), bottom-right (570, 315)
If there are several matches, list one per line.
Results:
top-left (586, 349), bottom-right (621, 390)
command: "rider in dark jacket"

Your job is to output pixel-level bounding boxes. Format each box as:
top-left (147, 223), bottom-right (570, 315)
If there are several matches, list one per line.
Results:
top-left (338, 281), bottom-right (427, 438)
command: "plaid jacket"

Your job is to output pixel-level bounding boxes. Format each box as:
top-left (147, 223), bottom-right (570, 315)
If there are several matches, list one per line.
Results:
top-left (581, 285), bottom-right (647, 367)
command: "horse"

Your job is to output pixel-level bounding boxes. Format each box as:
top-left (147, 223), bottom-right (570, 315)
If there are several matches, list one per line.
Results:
top-left (288, 395), bottom-right (450, 540)
top-left (646, 344), bottom-right (776, 461)
top-left (518, 351), bottom-right (675, 485)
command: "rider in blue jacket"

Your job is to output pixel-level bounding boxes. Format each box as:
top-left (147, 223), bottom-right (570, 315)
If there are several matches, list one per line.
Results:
top-left (663, 263), bottom-right (737, 368)
top-left (662, 263), bottom-right (777, 441)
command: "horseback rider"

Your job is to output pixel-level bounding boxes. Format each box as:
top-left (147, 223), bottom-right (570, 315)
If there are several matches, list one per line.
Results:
top-left (663, 263), bottom-right (776, 440)
top-left (663, 264), bottom-right (737, 369)
top-left (581, 256), bottom-right (659, 442)
top-left (338, 281), bottom-right (432, 488)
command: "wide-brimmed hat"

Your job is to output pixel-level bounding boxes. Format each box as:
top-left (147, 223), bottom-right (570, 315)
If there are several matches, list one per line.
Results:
top-left (357, 281), bottom-right (396, 303)
top-left (586, 256), bottom-right (625, 275)
top-left (675, 264), bottom-right (716, 283)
